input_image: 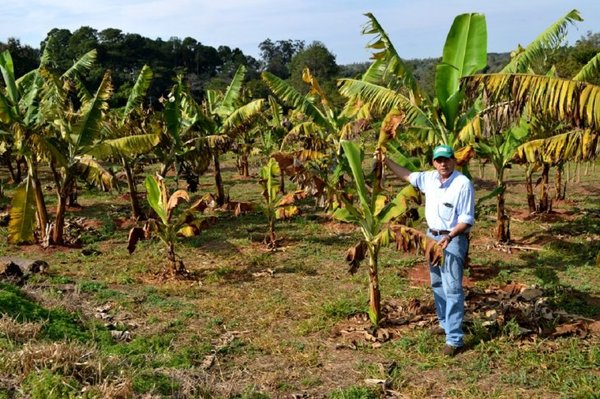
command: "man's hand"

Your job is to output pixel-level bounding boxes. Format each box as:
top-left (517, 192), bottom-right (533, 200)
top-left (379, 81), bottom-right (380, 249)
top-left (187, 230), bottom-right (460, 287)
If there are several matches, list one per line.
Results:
top-left (439, 234), bottom-right (452, 249)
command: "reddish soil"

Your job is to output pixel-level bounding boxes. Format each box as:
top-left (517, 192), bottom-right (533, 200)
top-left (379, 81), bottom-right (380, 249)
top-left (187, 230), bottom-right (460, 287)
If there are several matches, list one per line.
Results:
top-left (406, 262), bottom-right (498, 287)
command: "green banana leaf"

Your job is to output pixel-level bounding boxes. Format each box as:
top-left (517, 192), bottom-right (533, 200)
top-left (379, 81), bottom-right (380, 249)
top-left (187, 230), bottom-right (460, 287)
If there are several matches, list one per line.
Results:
top-left (340, 140), bottom-right (371, 217)
top-left (435, 13), bottom-right (487, 131)
top-left (145, 175), bottom-right (168, 224)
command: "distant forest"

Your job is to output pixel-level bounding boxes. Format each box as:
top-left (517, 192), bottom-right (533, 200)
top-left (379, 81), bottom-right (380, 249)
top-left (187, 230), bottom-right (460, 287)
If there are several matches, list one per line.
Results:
top-left (1, 26), bottom-right (599, 108)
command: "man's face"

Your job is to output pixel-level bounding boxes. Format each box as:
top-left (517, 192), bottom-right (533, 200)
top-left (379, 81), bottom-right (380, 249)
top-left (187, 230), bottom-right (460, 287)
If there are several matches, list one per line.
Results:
top-left (433, 156), bottom-right (456, 179)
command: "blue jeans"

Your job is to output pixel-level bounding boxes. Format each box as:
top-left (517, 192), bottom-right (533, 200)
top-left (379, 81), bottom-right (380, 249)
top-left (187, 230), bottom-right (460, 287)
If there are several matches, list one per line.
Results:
top-left (428, 232), bottom-right (468, 347)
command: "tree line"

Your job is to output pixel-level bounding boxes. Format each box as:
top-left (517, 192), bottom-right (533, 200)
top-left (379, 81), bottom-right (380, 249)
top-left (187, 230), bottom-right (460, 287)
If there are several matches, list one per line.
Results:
top-left (2, 26), bottom-right (599, 106)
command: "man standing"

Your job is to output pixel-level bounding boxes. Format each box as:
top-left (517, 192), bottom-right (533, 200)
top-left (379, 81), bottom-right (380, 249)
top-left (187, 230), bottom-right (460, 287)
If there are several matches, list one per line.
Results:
top-left (383, 144), bottom-right (475, 356)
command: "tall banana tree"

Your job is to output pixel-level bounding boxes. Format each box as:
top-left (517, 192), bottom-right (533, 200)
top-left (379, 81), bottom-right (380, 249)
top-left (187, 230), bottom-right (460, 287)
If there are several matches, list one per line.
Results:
top-left (88, 65), bottom-right (160, 220)
top-left (499, 36), bottom-right (600, 210)
top-left (456, 9), bottom-right (585, 238)
top-left (38, 69), bottom-right (115, 244)
top-left (262, 67), bottom-right (365, 153)
top-left (196, 65), bottom-right (265, 205)
top-left (1, 49), bottom-right (49, 243)
top-left (39, 64), bottom-right (158, 244)
top-left (463, 74), bottom-right (600, 156)
top-left (338, 12), bottom-right (487, 157)
top-left (2, 44), bottom-right (98, 244)
top-left (262, 68), bottom-right (369, 207)
top-left (158, 74), bottom-right (210, 191)
top-left (477, 118), bottom-right (530, 241)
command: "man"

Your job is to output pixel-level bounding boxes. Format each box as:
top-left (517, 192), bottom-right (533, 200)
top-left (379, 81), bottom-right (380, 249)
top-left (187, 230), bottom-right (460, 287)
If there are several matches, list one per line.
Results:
top-left (383, 144), bottom-right (475, 356)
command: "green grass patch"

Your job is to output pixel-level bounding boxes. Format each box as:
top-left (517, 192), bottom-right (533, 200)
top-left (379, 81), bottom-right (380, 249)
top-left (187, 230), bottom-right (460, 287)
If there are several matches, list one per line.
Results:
top-left (0, 283), bottom-right (92, 342)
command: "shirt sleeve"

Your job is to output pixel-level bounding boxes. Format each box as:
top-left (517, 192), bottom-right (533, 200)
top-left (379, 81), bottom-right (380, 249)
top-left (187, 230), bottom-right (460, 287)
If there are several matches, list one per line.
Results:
top-left (456, 180), bottom-right (475, 226)
top-left (408, 171), bottom-right (423, 191)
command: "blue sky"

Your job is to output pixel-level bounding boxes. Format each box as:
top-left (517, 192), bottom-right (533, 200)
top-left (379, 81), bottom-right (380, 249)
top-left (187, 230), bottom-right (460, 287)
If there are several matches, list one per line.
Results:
top-left (2, 1), bottom-right (600, 64)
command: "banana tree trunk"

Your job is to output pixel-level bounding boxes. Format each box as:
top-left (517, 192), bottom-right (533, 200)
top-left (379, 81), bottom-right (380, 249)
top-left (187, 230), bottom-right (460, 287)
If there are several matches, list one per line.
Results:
top-left (367, 244), bottom-right (382, 326)
top-left (525, 166), bottom-right (536, 214)
top-left (67, 182), bottom-right (78, 207)
top-left (538, 163), bottom-right (551, 213)
top-left (478, 160), bottom-right (485, 179)
top-left (165, 241), bottom-right (187, 277)
top-left (279, 173), bottom-right (286, 194)
top-left (494, 168), bottom-right (510, 242)
top-left (53, 176), bottom-right (75, 245)
top-left (555, 163), bottom-right (566, 200)
top-left (27, 157), bottom-right (49, 243)
top-left (265, 214), bottom-right (277, 249)
top-left (239, 153), bottom-right (250, 177)
top-left (122, 157), bottom-right (145, 220)
top-left (212, 151), bottom-right (225, 206)
top-left (2, 150), bottom-right (22, 184)
top-left (496, 189), bottom-right (510, 242)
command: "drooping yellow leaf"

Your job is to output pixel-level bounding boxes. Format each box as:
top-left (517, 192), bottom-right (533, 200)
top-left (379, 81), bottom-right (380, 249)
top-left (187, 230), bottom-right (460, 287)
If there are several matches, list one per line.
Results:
top-left (275, 205), bottom-right (300, 220)
top-left (177, 225), bottom-right (198, 237)
top-left (373, 194), bottom-right (387, 216)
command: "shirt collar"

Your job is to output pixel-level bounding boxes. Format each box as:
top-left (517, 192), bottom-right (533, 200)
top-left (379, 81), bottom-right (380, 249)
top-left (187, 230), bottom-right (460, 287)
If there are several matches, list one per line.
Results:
top-left (436, 169), bottom-right (457, 186)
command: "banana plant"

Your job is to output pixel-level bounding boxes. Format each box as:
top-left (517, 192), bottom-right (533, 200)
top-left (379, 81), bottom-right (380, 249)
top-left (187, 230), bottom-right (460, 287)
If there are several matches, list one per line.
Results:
top-left (1, 49), bottom-right (49, 243)
top-left (158, 74), bottom-right (211, 188)
top-left (127, 174), bottom-right (205, 277)
top-left (197, 65), bottom-right (265, 205)
top-left (88, 65), bottom-right (160, 220)
top-left (2, 43), bottom-right (97, 244)
top-left (259, 158), bottom-right (303, 249)
top-left (332, 140), bottom-right (441, 326)
top-left (463, 29), bottom-right (600, 215)
top-left (475, 118), bottom-right (530, 241)
top-left (339, 12), bottom-right (487, 155)
top-left (262, 68), bottom-right (369, 210)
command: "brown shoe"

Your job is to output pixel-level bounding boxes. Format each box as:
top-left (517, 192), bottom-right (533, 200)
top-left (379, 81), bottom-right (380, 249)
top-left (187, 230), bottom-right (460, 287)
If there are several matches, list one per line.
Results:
top-left (442, 345), bottom-right (461, 357)
top-left (430, 326), bottom-right (445, 336)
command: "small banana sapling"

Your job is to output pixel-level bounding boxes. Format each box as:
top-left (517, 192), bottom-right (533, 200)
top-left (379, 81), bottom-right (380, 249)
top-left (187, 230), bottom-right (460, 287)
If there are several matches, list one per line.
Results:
top-left (333, 139), bottom-right (443, 326)
top-left (128, 174), bottom-right (208, 277)
top-left (259, 158), bottom-right (305, 249)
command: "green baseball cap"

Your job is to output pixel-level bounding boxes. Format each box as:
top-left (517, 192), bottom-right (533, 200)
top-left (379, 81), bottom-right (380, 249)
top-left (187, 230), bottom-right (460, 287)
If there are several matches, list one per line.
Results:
top-left (432, 144), bottom-right (454, 160)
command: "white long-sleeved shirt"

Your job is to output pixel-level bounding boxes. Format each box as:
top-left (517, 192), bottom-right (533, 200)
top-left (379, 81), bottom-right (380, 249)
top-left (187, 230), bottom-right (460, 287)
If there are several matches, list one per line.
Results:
top-left (409, 169), bottom-right (475, 231)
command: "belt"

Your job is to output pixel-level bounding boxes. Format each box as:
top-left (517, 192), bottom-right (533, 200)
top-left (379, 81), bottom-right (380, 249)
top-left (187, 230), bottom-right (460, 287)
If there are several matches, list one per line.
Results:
top-left (429, 229), bottom-right (451, 236)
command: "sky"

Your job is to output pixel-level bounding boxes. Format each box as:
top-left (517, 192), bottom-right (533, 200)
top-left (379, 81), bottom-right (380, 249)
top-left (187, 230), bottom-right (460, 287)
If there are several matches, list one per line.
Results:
top-left (2, 0), bottom-right (600, 65)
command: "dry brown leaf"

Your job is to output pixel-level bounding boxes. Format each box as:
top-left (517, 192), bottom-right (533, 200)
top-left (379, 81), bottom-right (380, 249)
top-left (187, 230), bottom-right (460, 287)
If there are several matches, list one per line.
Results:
top-left (391, 225), bottom-right (443, 266)
top-left (378, 109), bottom-right (405, 146)
top-left (127, 227), bottom-right (145, 254)
top-left (233, 201), bottom-right (253, 216)
top-left (345, 241), bottom-right (367, 274)
top-left (278, 192), bottom-right (298, 206)
top-left (200, 354), bottom-right (215, 370)
top-left (167, 189), bottom-right (190, 213)
top-left (552, 320), bottom-right (589, 338)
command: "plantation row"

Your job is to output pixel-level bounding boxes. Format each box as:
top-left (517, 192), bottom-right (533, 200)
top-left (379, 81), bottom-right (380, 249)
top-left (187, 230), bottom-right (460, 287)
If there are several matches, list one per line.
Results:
top-left (1, 10), bottom-right (599, 286)
top-left (1, 9), bottom-right (600, 398)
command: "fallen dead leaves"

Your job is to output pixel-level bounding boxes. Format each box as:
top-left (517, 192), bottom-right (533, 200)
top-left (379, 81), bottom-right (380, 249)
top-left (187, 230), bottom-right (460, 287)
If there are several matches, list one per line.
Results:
top-left (331, 283), bottom-right (599, 349)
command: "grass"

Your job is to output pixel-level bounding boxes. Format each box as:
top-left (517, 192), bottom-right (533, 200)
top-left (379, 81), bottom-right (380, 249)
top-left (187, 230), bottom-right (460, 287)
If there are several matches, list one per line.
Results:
top-left (0, 158), bottom-right (599, 397)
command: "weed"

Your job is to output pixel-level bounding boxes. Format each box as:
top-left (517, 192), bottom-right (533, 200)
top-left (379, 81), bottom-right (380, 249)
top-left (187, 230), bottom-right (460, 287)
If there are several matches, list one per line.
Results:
top-left (534, 266), bottom-right (560, 288)
top-left (132, 370), bottom-right (180, 396)
top-left (77, 280), bottom-right (107, 293)
top-left (21, 369), bottom-right (82, 399)
top-left (329, 386), bottom-right (379, 399)
top-left (48, 275), bottom-right (75, 284)
top-left (501, 318), bottom-right (522, 340)
top-left (233, 385), bottom-right (271, 399)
